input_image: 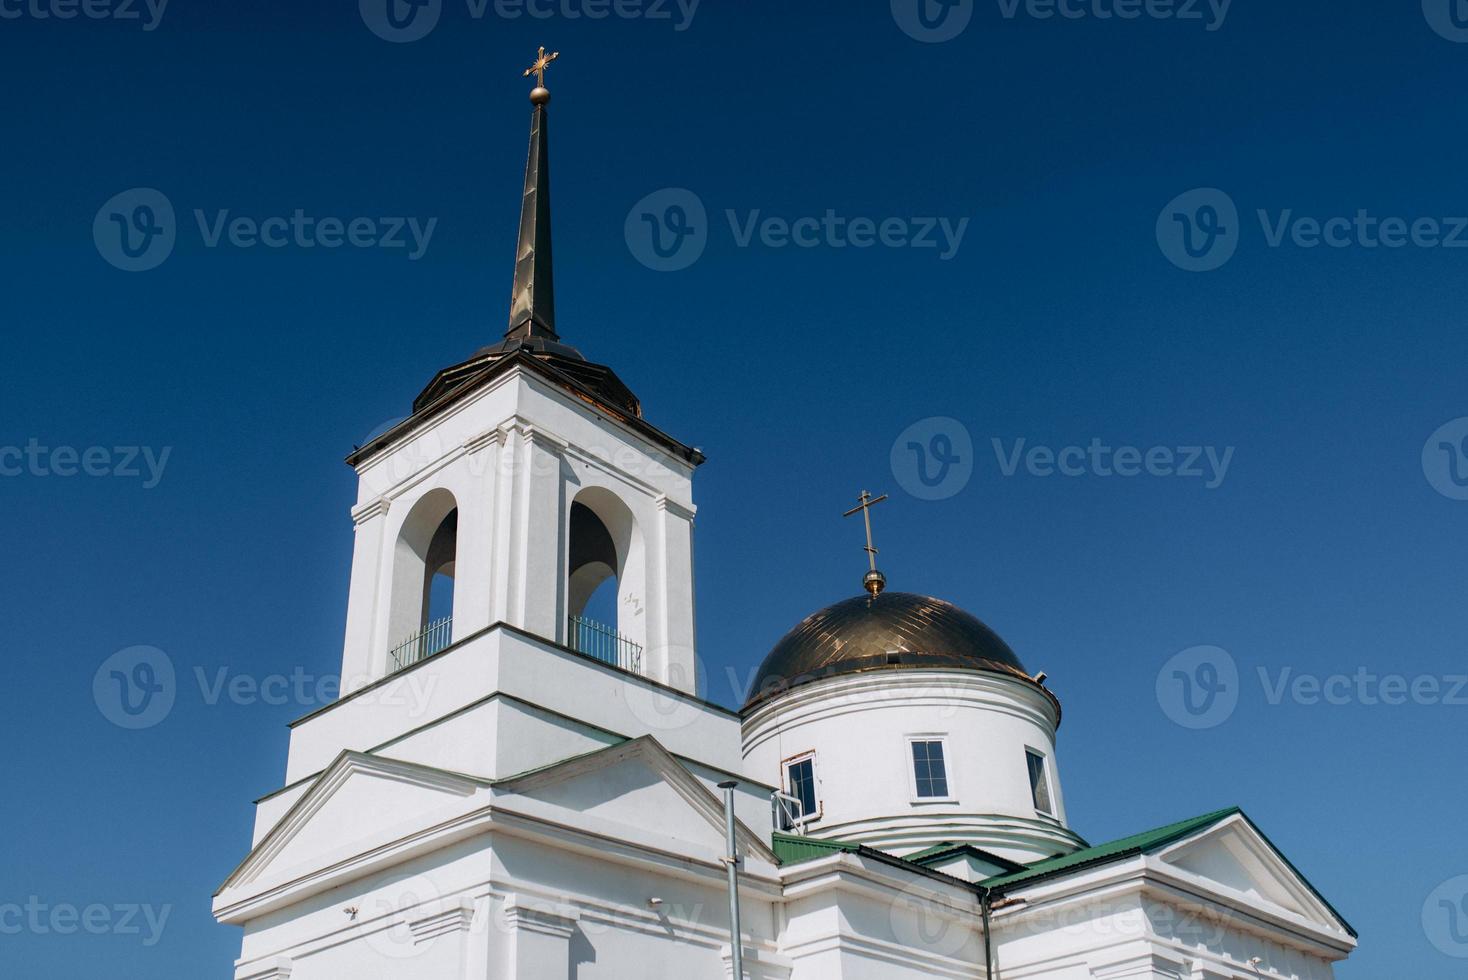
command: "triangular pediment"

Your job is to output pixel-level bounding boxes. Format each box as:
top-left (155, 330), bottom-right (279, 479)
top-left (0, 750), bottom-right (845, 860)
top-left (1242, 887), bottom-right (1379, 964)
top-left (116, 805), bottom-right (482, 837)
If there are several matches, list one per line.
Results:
top-left (219, 752), bottom-right (491, 894)
top-left (496, 736), bottom-right (776, 864)
top-left (1152, 813), bottom-right (1354, 936)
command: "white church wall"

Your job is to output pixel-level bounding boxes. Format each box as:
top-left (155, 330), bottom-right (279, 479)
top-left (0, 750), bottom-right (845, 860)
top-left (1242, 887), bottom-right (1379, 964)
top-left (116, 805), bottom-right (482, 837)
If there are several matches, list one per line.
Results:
top-left (744, 670), bottom-right (1081, 863)
top-left (991, 888), bottom-right (1153, 978)
top-left (356, 698), bottom-right (505, 780)
top-left (489, 830), bottom-right (781, 978)
top-left (343, 374), bottom-right (522, 683)
top-left (514, 376), bottom-right (698, 686)
top-left (678, 756), bottom-right (780, 849)
top-left (1141, 892), bottom-right (1339, 980)
top-left (490, 627), bottom-right (745, 773)
top-left (232, 834), bottom-right (489, 980)
top-left (285, 627), bottom-right (746, 787)
top-left (230, 807), bottom-right (787, 980)
top-left (778, 852), bottom-right (986, 980)
top-left (340, 695), bottom-right (629, 789)
top-left (262, 628), bottom-right (753, 868)
top-left (283, 630), bottom-right (497, 784)
top-left (251, 783), bottom-right (310, 848)
top-left (990, 861), bottom-right (1350, 980)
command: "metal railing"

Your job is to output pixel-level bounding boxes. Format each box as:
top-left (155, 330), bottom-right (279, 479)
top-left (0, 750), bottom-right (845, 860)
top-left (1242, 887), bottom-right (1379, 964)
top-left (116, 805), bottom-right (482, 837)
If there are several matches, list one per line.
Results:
top-left (567, 615), bottom-right (642, 674)
top-left (389, 616), bottom-right (452, 673)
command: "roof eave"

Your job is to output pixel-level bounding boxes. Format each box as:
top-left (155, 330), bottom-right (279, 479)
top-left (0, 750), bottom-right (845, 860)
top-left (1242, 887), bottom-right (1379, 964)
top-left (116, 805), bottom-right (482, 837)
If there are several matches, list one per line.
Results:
top-left (345, 351), bottom-right (704, 469)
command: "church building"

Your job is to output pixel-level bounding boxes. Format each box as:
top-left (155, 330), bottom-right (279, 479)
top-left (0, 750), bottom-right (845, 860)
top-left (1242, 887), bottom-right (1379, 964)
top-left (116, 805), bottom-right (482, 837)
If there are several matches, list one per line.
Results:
top-left (213, 50), bottom-right (1360, 980)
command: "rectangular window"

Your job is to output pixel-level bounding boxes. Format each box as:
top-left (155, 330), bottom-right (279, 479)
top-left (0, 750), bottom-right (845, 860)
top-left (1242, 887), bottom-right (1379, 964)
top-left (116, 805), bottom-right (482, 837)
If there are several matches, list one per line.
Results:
top-left (1026, 749), bottom-right (1053, 815)
top-left (911, 739), bottom-right (950, 799)
top-left (785, 755), bottom-right (818, 821)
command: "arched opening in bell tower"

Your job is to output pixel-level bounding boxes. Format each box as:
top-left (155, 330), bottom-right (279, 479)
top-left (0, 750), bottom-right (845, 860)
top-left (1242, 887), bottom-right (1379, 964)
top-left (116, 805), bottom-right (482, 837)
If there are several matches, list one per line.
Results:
top-left (387, 488), bottom-right (459, 671)
top-left (423, 509), bottom-right (457, 626)
top-left (568, 502), bottom-right (616, 622)
top-left (565, 487), bottom-right (645, 672)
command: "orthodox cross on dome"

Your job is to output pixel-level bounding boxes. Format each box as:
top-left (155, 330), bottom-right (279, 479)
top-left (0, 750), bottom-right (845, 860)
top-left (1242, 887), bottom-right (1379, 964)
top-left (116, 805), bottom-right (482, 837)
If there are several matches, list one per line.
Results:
top-left (523, 46), bottom-right (560, 91)
top-left (843, 490), bottom-right (889, 597)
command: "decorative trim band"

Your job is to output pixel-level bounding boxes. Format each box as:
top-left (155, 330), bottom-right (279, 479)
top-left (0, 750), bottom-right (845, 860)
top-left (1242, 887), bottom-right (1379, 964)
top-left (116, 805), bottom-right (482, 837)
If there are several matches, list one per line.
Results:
top-left (350, 496), bottom-right (391, 526)
top-left (502, 894), bottom-right (580, 939)
top-left (721, 943), bottom-right (794, 980)
top-left (236, 956), bottom-right (293, 980)
top-left (462, 427), bottom-right (505, 454)
top-left (408, 896), bottom-right (476, 944)
top-left (655, 493), bottom-right (697, 521)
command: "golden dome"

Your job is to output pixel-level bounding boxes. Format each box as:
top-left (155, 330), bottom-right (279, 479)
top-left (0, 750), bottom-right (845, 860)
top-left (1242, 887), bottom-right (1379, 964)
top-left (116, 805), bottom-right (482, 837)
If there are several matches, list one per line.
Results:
top-left (742, 592), bottom-right (1040, 712)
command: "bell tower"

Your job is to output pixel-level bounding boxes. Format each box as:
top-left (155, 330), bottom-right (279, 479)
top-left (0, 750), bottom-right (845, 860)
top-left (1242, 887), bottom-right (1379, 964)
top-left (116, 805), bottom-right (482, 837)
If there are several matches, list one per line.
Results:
top-left (335, 51), bottom-right (703, 693)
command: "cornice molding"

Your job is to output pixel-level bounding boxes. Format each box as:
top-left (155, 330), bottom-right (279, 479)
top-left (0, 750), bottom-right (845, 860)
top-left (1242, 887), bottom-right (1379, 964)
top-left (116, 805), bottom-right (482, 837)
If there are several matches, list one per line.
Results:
top-left (407, 896), bottom-right (477, 943)
top-left (498, 413), bottom-right (569, 454)
top-left (350, 496), bottom-right (390, 526)
top-left (236, 956), bottom-right (293, 980)
top-left (720, 943), bottom-right (794, 980)
top-left (501, 894), bottom-right (580, 938)
top-left (655, 493), bottom-right (697, 521)
top-left (461, 427), bottom-right (505, 455)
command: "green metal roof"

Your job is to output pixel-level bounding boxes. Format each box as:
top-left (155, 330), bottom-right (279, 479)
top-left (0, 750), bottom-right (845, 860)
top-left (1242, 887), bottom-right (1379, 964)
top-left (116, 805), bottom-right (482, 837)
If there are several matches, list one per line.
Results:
top-left (978, 807), bottom-right (1356, 939)
top-left (904, 841), bottom-right (1027, 875)
top-left (979, 807), bottom-right (1241, 890)
top-left (775, 811), bottom-right (1241, 881)
top-left (770, 832), bottom-right (862, 866)
top-left (772, 809), bottom-right (1352, 939)
top-left (903, 841), bottom-right (961, 862)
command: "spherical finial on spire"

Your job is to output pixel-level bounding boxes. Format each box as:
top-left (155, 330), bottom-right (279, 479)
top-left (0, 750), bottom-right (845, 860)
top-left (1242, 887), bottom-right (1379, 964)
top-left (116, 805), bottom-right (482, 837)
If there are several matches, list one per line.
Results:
top-left (529, 86), bottom-right (550, 106)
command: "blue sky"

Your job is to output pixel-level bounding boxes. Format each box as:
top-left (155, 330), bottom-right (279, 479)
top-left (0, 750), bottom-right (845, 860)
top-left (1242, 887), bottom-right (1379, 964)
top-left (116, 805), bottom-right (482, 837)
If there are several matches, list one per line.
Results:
top-left (4, 0), bottom-right (1468, 975)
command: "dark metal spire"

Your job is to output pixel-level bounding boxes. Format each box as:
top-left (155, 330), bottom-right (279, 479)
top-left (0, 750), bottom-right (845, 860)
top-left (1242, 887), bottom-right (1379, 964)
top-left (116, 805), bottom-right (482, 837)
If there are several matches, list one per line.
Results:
top-left (402, 45), bottom-right (687, 438)
top-left (506, 47), bottom-right (559, 342)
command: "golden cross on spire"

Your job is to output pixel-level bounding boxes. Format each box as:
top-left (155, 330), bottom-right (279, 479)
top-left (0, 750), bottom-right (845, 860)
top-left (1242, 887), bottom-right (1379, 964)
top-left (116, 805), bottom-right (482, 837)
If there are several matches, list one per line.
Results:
top-left (843, 490), bottom-right (890, 597)
top-left (523, 46), bottom-right (560, 88)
